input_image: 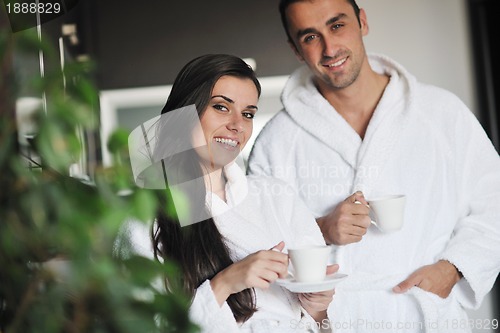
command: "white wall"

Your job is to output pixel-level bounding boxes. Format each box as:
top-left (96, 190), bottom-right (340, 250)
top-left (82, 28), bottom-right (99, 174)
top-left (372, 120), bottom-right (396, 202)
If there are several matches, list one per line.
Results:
top-left (357, 0), bottom-right (476, 113)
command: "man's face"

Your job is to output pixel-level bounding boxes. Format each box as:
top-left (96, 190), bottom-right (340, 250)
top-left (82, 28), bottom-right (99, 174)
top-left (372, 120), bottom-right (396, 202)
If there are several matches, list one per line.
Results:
top-left (285, 0), bottom-right (368, 91)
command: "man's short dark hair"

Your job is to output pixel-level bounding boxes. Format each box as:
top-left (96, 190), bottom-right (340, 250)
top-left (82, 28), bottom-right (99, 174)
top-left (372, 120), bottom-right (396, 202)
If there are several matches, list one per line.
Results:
top-left (279, 0), bottom-right (361, 45)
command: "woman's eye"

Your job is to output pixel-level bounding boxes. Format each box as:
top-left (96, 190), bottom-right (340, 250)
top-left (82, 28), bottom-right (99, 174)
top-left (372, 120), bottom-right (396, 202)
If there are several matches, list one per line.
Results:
top-left (213, 104), bottom-right (228, 112)
top-left (242, 112), bottom-right (255, 119)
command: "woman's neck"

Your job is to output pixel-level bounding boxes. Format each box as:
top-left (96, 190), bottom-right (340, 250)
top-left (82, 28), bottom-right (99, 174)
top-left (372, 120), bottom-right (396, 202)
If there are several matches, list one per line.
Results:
top-left (203, 166), bottom-right (227, 202)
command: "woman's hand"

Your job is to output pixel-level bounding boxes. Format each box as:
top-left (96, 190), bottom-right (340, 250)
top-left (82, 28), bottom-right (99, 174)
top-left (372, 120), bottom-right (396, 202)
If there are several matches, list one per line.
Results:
top-left (298, 264), bottom-right (338, 323)
top-left (210, 241), bottom-right (288, 306)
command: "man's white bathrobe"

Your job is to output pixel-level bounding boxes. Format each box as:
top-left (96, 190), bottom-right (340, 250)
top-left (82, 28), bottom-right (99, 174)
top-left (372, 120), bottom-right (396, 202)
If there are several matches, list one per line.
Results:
top-left (247, 54), bottom-right (500, 332)
top-left (117, 163), bottom-right (331, 333)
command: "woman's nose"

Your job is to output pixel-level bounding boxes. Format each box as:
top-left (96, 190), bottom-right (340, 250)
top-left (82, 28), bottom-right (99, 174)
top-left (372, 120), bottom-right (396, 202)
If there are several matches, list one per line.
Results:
top-left (227, 114), bottom-right (244, 133)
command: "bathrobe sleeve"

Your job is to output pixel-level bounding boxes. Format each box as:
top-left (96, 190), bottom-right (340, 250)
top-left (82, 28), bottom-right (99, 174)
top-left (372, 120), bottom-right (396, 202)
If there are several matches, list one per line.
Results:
top-left (287, 186), bottom-right (327, 248)
top-left (247, 139), bottom-right (273, 177)
top-left (251, 175), bottom-right (326, 249)
top-left (439, 102), bottom-right (500, 309)
top-left (114, 220), bottom-right (238, 331)
top-left (189, 280), bottom-right (240, 333)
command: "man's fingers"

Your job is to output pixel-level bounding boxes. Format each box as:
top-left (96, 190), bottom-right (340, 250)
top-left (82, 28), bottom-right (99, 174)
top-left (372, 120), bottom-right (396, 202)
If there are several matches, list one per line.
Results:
top-left (352, 191), bottom-right (369, 205)
top-left (351, 202), bottom-right (370, 214)
top-left (346, 191), bottom-right (363, 203)
top-left (351, 216), bottom-right (371, 229)
top-left (338, 234), bottom-right (363, 244)
top-left (393, 274), bottom-right (422, 293)
top-left (271, 241), bottom-right (285, 252)
top-left (340, 223), bottom-right (369, 238)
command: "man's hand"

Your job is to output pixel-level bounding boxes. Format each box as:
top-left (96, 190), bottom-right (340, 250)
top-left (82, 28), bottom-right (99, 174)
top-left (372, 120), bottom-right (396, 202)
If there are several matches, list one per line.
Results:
top-left (393, 260), bottom-right (462, 298)
top-left (316, 191), bottom-right (371, 245)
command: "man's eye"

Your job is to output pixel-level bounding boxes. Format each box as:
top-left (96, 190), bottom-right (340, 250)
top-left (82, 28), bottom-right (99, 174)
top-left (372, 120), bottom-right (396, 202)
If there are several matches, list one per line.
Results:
top-left (332, 23), bottom-right (343, 30)
top-left (304, 35), bottom-right (317, 43)
top-left (242, 112), bottom-right (255, 119)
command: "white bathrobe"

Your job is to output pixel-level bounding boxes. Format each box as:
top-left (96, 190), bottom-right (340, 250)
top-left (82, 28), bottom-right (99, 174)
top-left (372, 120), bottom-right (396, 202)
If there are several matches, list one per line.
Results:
top-left (117, 163), bottom-right (330, 333)
top-left (247, 54), bottom-right (500, 333)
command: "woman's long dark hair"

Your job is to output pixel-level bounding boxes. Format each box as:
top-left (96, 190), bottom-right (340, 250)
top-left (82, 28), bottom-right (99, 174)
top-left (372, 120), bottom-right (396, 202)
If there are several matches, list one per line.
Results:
top-left (152, 54), bottom-right (261, 323)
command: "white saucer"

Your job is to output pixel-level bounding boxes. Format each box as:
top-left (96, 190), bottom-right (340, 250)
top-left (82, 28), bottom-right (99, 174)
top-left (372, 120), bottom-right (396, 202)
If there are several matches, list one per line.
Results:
top-left (275, 273), bottom-right (348, 293)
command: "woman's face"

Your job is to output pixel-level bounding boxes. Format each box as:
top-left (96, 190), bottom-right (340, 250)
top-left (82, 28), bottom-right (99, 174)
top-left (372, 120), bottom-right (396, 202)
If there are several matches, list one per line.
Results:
top-left (192, 75), bottom-right (259, 170)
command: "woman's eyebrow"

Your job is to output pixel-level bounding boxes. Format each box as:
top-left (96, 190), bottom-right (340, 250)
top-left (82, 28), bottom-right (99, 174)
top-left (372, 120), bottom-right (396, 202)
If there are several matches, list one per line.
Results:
top-left (211, 95), bottom-right (234, 103)
top-left (212, 95), bottom-right (258, 110)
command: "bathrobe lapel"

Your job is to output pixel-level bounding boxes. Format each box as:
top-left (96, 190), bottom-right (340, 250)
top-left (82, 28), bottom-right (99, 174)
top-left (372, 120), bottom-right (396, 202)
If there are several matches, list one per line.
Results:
top-left (282, 67), bottom-right (361, 170)
top-left (354, 60), bottom-right (414, 194)
top-left (206, 163), bottom-right (277, 255)
top-left (282, 56), bottom-right (414, 195)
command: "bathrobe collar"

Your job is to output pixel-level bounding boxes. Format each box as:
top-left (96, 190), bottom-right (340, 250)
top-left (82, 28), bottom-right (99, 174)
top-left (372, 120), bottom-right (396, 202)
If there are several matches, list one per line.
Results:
top-left (205, 162), bottom-right (249, 217)
top-left (281, 54), bottom-right (417, 192)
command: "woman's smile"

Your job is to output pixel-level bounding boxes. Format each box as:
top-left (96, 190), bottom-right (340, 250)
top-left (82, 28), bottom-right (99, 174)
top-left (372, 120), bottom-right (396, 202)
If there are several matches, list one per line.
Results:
top-left (193, 75), bottom-right (259, 171)
top-left (213, 136), bottom-right (240, 150)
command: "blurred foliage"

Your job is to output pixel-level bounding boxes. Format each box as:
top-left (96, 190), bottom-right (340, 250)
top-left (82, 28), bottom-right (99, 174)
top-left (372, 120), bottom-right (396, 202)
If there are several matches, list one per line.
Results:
top-left (0, 23), bottom-right (198, 333)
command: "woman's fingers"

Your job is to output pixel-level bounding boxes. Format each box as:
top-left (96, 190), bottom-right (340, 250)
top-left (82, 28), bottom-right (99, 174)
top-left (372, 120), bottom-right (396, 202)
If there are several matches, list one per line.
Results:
top-left (326, 264), bottom-right (339, 275)
top-left (234, 249), bottom-right (289, 289)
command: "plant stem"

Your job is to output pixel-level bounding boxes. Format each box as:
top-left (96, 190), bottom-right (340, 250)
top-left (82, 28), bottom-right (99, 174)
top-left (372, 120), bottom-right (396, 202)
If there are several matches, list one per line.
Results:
top-left (6, 272), bottom-right (41, 333)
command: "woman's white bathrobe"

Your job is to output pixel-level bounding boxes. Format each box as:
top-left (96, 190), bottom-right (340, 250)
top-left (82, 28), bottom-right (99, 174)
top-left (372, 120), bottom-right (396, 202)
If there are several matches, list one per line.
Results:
top-left (117, 163), bottom-right (330, 333)
top-left (247, 54), bottom-right (500, 332)
top-left (191, 163), bottom-right (331, 332)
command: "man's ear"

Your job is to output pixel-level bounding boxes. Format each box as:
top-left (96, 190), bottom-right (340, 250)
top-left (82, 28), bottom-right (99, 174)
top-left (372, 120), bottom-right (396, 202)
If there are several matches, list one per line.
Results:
top-left (288, 40), bottom-right (304, 62)
top-left (359, 8), bottom-right (369, 36)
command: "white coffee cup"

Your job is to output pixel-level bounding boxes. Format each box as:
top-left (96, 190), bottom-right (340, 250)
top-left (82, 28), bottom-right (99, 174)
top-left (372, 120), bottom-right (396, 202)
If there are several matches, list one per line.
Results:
top-left (288, 246), bottom-right (331, 283)
top-left (367, 194), bottom-right (406, 232)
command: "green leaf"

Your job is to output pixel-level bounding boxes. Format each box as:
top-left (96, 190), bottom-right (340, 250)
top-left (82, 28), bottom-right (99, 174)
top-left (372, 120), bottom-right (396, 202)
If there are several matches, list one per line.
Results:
top-left (131, 189), bottom-right (157, 222)
top-left (107, 128), bottom-right (129, 154)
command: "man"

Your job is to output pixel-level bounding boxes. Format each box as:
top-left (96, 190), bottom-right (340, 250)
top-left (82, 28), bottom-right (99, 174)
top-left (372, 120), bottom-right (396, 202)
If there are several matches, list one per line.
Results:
top-left (247, 0), bottom-right (500, 331)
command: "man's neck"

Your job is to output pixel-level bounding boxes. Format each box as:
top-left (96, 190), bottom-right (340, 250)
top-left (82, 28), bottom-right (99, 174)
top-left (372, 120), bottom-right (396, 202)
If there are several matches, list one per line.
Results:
top-left (317, 68), bottom-right (389, 139)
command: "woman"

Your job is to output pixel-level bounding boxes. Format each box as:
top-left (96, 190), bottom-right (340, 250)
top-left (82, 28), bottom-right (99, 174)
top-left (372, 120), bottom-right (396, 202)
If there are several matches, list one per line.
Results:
top-left (135, 54), bottom-right (336, 332)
